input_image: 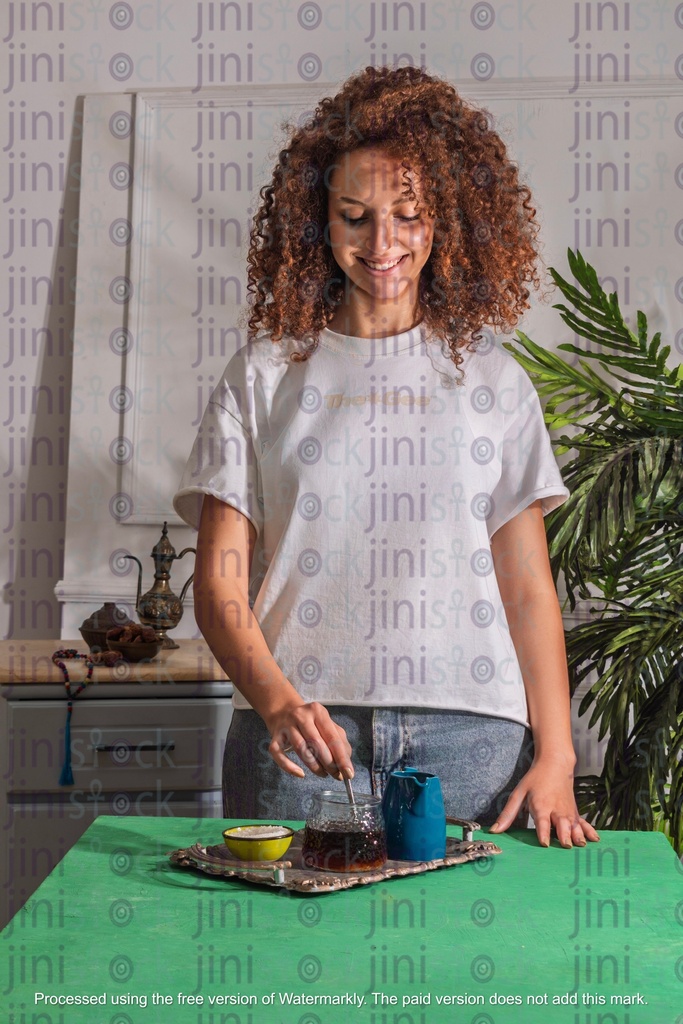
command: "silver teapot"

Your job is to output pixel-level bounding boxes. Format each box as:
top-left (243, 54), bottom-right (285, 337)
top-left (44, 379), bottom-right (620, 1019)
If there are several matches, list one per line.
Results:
top-left (124, 523), bottom-right (195, 649)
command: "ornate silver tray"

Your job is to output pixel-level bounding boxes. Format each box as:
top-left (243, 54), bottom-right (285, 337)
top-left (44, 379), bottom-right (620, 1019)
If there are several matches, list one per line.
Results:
top-left (168, 818), bottom-right (501, 894)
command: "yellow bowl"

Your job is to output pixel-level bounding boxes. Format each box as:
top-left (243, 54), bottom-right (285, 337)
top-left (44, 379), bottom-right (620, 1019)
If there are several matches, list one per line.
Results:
top-left (222, 825), bottom-right (294, 862)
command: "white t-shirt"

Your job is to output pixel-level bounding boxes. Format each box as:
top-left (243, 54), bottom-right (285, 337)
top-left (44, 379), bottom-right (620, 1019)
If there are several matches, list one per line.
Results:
top-left (173, 326), bottom-right (568, 727)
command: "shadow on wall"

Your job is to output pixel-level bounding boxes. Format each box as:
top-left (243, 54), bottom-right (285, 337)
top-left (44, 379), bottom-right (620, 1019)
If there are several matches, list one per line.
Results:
top-left (2, 96), bottom-right (83, 639)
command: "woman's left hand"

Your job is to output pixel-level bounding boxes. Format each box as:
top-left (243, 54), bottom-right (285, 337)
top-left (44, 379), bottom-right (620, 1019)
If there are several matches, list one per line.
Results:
top-left (489, 503), bottom-right (599, 850)
top-left (489, 756), bottom-right (600, 848)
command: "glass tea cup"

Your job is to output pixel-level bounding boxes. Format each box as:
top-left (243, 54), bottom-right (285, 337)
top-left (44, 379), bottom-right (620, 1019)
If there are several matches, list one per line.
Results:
top-left (301, 791), bottom-right (387, 872)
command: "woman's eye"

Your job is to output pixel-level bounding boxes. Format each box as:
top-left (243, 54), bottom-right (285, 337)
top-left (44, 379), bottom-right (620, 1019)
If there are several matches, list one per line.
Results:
top-left (339, 213), bottom-right (420, 225)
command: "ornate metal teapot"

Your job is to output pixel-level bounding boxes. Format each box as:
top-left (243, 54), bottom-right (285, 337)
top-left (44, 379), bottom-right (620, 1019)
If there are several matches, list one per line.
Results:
top-left (124, 523), bottom-right (196, 649)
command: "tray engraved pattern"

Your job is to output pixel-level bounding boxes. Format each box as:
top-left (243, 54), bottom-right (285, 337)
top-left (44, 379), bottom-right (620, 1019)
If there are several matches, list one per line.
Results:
top-left (168, 821), bottom-right (502, 894)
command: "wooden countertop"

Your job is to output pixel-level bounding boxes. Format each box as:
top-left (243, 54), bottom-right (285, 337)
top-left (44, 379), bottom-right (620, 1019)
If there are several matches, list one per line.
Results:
top-left (0, 638), bottom-right (229, 685)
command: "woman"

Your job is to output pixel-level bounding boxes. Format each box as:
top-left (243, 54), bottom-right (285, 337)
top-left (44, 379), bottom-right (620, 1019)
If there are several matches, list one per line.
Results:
top-left (174, 65), bottom-right (599, 849)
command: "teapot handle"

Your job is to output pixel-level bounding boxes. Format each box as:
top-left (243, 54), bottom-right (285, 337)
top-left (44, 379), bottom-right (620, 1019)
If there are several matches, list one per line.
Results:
top-left (179, 573), bottom-right (194, 604)
top-left (123, 554), bottom-right (144, 609)
top-left (175, 547), bottom-right (196, 604)
top-left (176, 546), bottom-right (196, 560)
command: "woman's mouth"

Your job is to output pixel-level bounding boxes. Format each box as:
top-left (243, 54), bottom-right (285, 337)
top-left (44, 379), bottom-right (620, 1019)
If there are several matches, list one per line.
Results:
top-left (357, 254), bottom-right (408, 275)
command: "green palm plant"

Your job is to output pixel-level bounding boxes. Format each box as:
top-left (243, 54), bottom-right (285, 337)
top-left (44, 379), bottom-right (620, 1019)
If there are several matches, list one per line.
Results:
top-left (504, 249), bottom-right (683, 851)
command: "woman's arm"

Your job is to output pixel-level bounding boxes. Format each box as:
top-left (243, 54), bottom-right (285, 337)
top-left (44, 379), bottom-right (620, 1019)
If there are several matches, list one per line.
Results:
top-left (194, 494), bottom-right (353, 781)
top-left (488, 500), bottom-right (599, 848)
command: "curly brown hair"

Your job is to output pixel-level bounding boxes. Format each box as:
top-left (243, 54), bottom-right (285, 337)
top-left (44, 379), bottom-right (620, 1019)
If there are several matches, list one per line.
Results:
top-left (246, 65), bottom-right (545, 371)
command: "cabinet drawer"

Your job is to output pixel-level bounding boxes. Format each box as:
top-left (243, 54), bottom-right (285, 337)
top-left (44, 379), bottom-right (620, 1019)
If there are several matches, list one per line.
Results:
top-left (6, 698), bottom-right (233, 793)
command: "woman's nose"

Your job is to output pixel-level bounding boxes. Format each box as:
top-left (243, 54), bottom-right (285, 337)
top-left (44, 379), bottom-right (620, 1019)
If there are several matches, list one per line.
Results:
top-left (367, 215), bottom-right (394, 254)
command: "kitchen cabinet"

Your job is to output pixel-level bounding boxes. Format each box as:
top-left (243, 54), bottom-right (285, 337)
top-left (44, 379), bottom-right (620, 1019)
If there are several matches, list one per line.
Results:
top-left (0, 639), bottom-right (232, 929)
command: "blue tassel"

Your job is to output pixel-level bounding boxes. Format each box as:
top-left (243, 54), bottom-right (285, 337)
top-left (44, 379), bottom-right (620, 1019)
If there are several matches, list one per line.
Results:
top-left (59, 704), bottom-right (74, 786)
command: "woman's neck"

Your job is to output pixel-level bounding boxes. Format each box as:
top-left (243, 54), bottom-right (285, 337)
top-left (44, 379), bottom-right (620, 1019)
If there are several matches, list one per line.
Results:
top-left (326, 307), bottom-right (423, 339)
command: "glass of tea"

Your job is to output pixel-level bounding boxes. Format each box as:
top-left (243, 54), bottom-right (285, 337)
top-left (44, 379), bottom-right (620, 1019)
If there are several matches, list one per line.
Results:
top-left (302, 791), bottom-right (388, 872)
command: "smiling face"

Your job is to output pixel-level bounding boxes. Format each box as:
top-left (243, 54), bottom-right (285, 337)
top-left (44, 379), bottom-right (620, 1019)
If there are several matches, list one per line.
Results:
top-left (326, 147), bottom-right (435, 337)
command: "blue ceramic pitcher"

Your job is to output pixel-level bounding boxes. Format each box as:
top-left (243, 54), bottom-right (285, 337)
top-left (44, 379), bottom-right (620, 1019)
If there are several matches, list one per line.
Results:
top-left (381, 767), bottom-right (447, 861)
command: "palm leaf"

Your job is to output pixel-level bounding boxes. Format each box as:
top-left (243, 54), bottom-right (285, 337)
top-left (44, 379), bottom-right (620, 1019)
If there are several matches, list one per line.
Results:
top-left (505, 249), bottom-right (683, 850)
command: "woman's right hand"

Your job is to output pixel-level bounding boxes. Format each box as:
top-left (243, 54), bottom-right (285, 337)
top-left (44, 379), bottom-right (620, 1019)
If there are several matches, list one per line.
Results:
top-left (194, 498), bottom-right (353, 782)
top-left (264, 700), bottom-right (354, 781)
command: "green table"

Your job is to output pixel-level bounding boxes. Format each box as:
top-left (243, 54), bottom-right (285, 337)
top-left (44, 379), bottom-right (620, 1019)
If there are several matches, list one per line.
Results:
top-left (1, 817), bottom-right (681, 1023)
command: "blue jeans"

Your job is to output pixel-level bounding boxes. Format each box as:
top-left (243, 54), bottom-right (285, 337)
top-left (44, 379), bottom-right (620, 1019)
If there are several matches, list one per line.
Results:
top-left (223, 706), bottom-right (533, 825)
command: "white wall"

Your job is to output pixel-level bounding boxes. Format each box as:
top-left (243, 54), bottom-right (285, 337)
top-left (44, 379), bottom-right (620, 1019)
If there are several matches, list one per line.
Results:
top-left (1, 3), bottom-right (681, 775)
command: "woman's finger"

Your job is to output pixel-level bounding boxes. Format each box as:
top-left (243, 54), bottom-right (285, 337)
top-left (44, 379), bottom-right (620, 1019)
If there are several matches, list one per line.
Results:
top-left (297, 738), bottom-right (330, 777)
top-left (268, 729), bottom-right (308, 778)
top-left (314, 717), bottom-right (354, 778)
top-left (268, 741), bottom-right (306, 777)
top-left (266, 703), bottom-right (355, 780)
top-left (552, 814), bottom-right (574, 849)
top-left (489, 784), bottom-right (526, 834)
top-left (533, 814), bottom-right (552, 848)
top-left (295, 704), bottom-right (353, 778)
top-left (578, 817), bottom-right (600, 843)
top-left (269, 724), bottom-right (335, 779)
top-left (570, 820), bottom-right (587, 847)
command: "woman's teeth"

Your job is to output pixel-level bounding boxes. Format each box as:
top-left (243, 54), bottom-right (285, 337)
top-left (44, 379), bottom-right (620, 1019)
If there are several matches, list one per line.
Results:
top-left (360, 255), bottom-right (405, 270)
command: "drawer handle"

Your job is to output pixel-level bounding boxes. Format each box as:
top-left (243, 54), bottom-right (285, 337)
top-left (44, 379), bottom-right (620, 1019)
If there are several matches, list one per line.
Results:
top-left (94, 743), bottom-right (176, 752)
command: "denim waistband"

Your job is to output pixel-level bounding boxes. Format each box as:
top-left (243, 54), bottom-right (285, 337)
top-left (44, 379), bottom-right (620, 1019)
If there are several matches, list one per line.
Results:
top-left (222, 706), bottom-right (533, 825)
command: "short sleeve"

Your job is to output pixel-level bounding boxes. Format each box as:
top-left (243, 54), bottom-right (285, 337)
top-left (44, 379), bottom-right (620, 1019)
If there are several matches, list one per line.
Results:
top-left (172, 371), bottom-right (263, 536)
top-left (486, 372), bottom-right (569, 538)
